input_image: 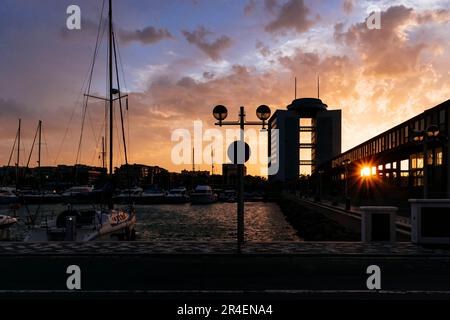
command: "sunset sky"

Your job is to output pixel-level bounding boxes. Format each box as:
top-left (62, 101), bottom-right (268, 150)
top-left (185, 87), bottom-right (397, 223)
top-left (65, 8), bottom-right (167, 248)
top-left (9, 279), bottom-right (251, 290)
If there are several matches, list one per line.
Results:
top-left (0, 0), bottom-right (449, 175)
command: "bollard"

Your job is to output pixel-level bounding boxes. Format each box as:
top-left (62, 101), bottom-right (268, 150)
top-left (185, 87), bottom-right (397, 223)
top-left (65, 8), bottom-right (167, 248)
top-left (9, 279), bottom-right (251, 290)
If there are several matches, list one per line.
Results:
top-left (409, 199), bottom-right (450, 244)
top-left (360, 206), bottom-right (397, 242)
top-left (65, 216), bottom-right (77, 241)
top-left (345, 198), bottom-right (351, 211)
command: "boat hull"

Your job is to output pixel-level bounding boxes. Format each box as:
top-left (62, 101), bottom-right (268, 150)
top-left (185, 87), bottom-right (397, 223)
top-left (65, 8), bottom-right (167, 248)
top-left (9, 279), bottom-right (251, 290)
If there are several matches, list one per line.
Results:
top-left (190, 195), bottom-right (216, 205)
top-left (166, 196), bottom-right (190, 204)
top-left (0, 197), bottom-right (19, 205)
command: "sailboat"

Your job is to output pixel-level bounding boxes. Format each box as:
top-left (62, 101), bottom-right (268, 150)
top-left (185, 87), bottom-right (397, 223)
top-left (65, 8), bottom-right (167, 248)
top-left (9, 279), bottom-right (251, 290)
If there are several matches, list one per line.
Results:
top-left (0, 119), bottom-right (21, 205)
top-left (24, 0), bottom-right (136, 241)
top-left (19, 121), bottom-right (62, 204)
top-left (0, 214), bottom-right (17, 230)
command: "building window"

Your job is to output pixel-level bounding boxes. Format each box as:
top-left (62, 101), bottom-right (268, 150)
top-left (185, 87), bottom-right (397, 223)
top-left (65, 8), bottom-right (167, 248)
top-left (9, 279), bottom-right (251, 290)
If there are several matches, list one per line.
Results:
top-left (372, 167), bottom-right (377, 175)
top-left (427, 150), bottom-right (433, 165)
top-left (400, 159), bottom-right (409, 171)
top-left (411, 153), bottom-right (424, 169)
top-left (440, 110), bottom-right (446, 125)
top-left (436, 148), bottom-right (443, 166)
top-left (412, 171), bottom-right (424, 187)
top-left (404, 126), bottom-right (408, 141)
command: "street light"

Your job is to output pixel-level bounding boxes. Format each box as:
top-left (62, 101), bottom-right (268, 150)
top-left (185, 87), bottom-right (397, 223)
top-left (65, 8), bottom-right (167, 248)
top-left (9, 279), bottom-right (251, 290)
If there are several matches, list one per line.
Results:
top-left (426, 125), bottom-right (440, 138)
top-left (342, 159), bottom-right (351, 210)
top-left (213, 105), bottom-right (228, 125)
top-left (212, 104), bottom-right (271, 253)
top-left (256, 104), bottom-right (271, 129)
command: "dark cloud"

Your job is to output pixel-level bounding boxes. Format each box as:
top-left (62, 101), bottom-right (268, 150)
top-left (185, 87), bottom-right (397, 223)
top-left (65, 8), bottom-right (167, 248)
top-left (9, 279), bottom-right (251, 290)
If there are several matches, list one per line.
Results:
top-left (119, 26), bottom-right (173, 45)
top-left (61, 18), bottom-right (172, 46)
top-left (342, 0), bottom-right (354, 15)
top-left (416, 8), bottom-right (450, 24)
top-left (182, 27), bottom-right (232, 61)
top-left (265, 0), bottom-right (315, 34)
top-left (176, 76), bottom-right (198, 87)
top-left (255, 41), bottom-right (271, 57)
top-left (264, 0), bottom-right (279, 13)
top-left (278, 49), bottom-right (357, 100)
top-left (203, 71), bottom-right (215, 80)
top-left (334, 5), bottom-right (424, 76)
top-left (244, 0), bottom-right (257, 15)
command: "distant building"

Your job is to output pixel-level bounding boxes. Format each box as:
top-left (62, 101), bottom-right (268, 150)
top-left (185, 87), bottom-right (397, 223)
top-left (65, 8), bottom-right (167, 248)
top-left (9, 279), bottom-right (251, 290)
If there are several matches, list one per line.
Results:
top-left (115, 164), bottom-right (168, 187)
top-left (268, 98), bottom-right (342, 183)
top-left (0, 164), bottom-right (106, 190)
top-left (222, 163), bottom-right (247, 186)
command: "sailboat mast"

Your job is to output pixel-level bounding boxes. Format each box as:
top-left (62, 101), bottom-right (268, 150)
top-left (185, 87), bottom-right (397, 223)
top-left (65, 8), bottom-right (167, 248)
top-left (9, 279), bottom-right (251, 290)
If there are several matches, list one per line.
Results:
top-left (102, 136), bottom-right (106, 169)
top-left (108, 0), bottom-right (113, 176)
top-left (16, 118), bottom-right (21, 191)
top-left (38, 120), bottom-right (42, 190)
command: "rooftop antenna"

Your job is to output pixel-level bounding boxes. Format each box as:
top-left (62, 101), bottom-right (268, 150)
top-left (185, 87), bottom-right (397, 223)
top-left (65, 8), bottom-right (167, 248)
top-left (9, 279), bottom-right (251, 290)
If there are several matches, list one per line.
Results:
top-left (294, 77), bottom-right (297, 99)
top-left (192, 147), bottom-right (195, 172)
top-left (317, 74), bottom-right (320, 99)
top-left (211, 148), bottom-right (214, 175)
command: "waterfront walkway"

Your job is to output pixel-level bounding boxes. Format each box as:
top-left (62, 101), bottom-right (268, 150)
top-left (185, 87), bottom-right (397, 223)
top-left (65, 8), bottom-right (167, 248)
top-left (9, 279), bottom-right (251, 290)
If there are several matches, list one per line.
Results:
top-left (0, 241), bottom-right (449, 256)
top-left (1, 241), bottom-right (450, 299)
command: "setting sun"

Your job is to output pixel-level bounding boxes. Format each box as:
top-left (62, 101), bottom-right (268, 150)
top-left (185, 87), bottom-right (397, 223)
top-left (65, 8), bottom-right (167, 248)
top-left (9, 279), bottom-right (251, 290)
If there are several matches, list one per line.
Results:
top-left (360, 166), bottom-right (374, 177)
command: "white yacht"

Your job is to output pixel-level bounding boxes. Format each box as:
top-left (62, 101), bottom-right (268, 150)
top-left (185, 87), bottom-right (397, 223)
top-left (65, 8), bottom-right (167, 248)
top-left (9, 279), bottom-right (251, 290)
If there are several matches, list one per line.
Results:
top-left (166, 187), bottom-right (190, 204)
top-left (62, 185), bottom-right (94, 197)
top-left (0, 214), bottom-right (18, 229)
top-left (138, 187), bottom-right (166, 204)
top-left (113, 186), bottom-right (143, 203)
top-left (190, 185), bottom-right (217, 204)
top-left (0, 188), bottom-right (18, 205)
top-left (24, 206), bottom-right (136, 241)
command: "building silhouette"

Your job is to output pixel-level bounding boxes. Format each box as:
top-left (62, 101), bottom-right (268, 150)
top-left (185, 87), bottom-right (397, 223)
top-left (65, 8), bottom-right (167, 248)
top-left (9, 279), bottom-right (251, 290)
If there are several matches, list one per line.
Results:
top-left (320, 99), bottom-right (450, 201)
top-left (222, 163), bottom-right (247, 187)
top-left (268, 98), bottom-right (342, 183)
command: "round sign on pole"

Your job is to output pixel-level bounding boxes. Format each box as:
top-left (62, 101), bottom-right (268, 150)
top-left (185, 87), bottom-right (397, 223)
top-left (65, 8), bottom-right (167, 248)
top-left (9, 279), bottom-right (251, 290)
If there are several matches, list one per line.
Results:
top-left (227, 141), bottom-right (251, 164)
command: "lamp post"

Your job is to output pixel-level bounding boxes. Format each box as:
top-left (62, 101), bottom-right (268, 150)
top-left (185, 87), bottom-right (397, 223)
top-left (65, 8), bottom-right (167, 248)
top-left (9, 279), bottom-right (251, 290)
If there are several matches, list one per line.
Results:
top-left (317, 169), bottom-right (324, 202)
top-left (342, 159), bottom-right (351, 210)
top-left (212, 104), bottom-right (271, 253)
top-left (412, 125), bottom-right (443, 199)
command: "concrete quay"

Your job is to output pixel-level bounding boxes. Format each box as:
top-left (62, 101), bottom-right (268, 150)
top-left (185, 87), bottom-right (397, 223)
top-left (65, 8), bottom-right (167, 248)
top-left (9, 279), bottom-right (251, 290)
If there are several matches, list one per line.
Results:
top-left (1, 241), bottom-right (450, 299)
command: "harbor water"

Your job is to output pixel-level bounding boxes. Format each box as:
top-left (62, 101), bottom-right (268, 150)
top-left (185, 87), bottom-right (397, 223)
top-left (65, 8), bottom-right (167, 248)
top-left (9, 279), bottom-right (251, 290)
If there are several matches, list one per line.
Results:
top-left (1, 202), bottom-right (301, 242)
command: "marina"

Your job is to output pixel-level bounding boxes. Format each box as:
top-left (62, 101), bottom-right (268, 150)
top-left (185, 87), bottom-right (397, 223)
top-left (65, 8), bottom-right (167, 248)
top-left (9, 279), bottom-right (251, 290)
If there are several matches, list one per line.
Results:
top-left (1, 201), bottom-right (300, 242)
top-left (1, 0), bottom-right (450, 306)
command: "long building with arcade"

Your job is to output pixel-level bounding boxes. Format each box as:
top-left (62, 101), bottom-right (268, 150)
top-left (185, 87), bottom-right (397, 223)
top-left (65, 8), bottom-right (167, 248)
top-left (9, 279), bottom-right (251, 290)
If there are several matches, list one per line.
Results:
top-left (319, 99), bottom-right (450, 201)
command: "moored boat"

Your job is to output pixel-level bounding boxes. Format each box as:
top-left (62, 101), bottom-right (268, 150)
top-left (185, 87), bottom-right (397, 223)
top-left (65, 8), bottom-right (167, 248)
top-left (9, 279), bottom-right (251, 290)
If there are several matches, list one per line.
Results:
top-left (0, 214), bottom-right (18, 230)
top-left (62, 185), bottom-right (95, 204)
top-left (24, 206), bottom-right (136, 241)
top-left (190, 185), bottom-right (217, 204)
top-left (166, 187), bottom-right (190, 204)
top-left (113, 186), bottom-right (143, 204)
top-left (0, 188), bottom-right (19, 205)
top-left (137, 187), bottom-right (166, 204)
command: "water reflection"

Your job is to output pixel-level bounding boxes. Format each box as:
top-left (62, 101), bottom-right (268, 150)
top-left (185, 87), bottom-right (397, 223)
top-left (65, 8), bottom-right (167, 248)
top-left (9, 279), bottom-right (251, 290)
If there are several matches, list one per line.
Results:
top-left (2, 202), bottom-right (301, 242)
